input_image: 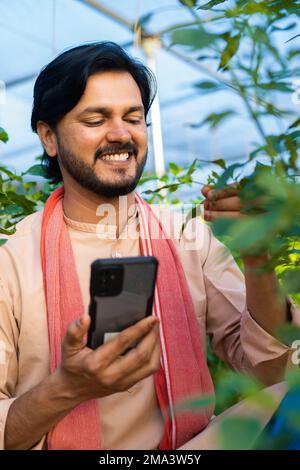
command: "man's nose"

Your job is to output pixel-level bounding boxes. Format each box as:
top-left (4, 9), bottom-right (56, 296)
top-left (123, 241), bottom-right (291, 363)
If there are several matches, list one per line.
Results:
top-left (106, 124), bottom-right (131, 144)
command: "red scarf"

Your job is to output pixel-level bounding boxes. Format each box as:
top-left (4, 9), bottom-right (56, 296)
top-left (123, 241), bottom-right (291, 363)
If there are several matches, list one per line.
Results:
top-left (40, 187), bottom-right (214, 449)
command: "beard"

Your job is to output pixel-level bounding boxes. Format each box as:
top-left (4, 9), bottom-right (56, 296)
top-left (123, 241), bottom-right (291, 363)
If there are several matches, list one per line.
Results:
top-left (56, 139), bottom-right (147, 198)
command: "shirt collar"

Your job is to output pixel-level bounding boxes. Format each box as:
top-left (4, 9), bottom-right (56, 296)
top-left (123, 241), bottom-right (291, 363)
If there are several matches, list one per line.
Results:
top-left (63, 203), bottom-right (139, 239)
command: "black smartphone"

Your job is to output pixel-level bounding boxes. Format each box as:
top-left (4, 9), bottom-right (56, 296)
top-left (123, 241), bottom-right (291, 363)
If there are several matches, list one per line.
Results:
top-left (87, 256), bottom-right (158, 349)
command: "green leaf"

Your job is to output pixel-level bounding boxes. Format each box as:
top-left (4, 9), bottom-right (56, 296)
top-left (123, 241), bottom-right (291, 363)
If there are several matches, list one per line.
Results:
top-left (284, 5), bottom-right (300, 17)
top-left (213, 161), bottom-right (244, 188)
top-left (0, 226), bottom-right (16, 236)
top-left (219, 416), bottom-right (262, 450)
top-left (169, 162), bottom-right (182, 175)
top-left (24, 165), bottom-right (47, 177)
top-left (257, 81), bottom-right (293, 93)
top-left (212, 212), bottom-right (280, 252)
top-left (176, 394), bottom-right (215, 413)
top-left (198, 0), bottom-right (226, 9)
top-left (0, 166), bottom-right (22, 182)
top-left (218, 34), bottom-right (241, 70)
top-left (196, 54), bottom-right (219, 61)
top-left (275, 323), bottom-right (300, 346)
top-left (280, 268), bottom-right (300, 294)
top-left (171, 27), bottom-right (217, 50)
top-left (212, 158), bottom-right (227, 170)
top-left (288, 130), bottom-right (300, 143)
top-left (289, 118), bottom-right (300, 130)
top-left (0, 239), bottom-right (7, 246)
top-left (187, 158), bottom-right (198, 176)
top-left (179, 0), bottom-right (197, 7)
top-left (178, 174), bottom-right (193, 184)
top-left (286, 370), bottom-right (300, 390)
top-left (0, 128), bottom-right (9, 143)
top-left (193, 80), bottom-right (223, 93)
top-left (136, 12), bottom-right (154, 29)
top-left (159, 174), bottom-right (169, 183)
top-left (215, 369), bottom-right (261, 415)
top-left (288, 49), bottom-right (300, 60)
top-left (180, 204), bottom-right (201, 237)
top-left (189, 110), bottom-right (236, 130)
top-left (0, 204), bottom-right (23, 216)
top-left (5, 192), bottom-right (36, 213)
top-left (138, 175), bottom-right (160, 185)
top-left (268, 67), bottom-right (300, 80)
top-left (270, 22), bottom-right (297, 33)
top-left (226, 2), bottom-right (272, 17)
top-left (23, 181), bottom-right (37, 191)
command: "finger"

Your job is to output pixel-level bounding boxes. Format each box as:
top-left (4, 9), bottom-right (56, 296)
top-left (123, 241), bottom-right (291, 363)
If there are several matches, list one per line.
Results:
top-left (119, 341), bottom-right (161, 390)
top-left (206, 186), bottom-right (239, 202)
top-left (204, 210), bottom-right (244, 221)
top-left (208, 196), bottom-right (242, 212)
top-left (64, 314), bottom-right (91, 349)
top-left (243, 196), bottom-right (266, 209)
top-left (201, 185), bottom-right (213, 198)
top-left (91, 316), bottom-right (159, 368)
top-left (107, 323), bottom-right (160, 380)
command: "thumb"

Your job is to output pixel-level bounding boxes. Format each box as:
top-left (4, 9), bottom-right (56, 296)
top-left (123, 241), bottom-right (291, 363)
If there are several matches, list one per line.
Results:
top-left (64, 314), bottom-right (91, 350)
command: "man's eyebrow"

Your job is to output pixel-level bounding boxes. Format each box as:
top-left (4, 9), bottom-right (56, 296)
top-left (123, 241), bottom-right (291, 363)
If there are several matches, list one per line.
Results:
top-left (77, 107), bottom-right (111, 118)
top-left (124, 106), bottom-right (145, 115)
top-left (77, 105), bottom-right (145, 118)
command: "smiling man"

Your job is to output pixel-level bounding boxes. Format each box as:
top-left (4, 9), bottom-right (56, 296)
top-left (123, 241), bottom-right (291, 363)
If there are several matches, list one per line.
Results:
top-left (0, 42), bottom-right (299, 451)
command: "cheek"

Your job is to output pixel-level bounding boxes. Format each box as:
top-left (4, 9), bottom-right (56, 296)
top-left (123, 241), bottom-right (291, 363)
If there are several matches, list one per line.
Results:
top-left (135, 129), bottom-right (148, 151)
top-left (61, 125), bottom-right (100, 156)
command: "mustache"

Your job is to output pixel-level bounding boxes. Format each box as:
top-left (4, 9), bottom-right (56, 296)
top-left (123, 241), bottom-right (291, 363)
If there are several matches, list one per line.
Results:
top-left (95, 143), bottom-right (138, 161)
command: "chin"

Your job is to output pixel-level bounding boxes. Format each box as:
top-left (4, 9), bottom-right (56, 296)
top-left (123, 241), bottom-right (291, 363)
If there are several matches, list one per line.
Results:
top-left (90, 179), bottom-right (139, 198)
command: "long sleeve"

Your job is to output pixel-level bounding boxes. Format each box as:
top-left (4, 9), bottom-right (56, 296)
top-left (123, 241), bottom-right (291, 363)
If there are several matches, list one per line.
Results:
top-left (0, 261), bottom-right (19, 449)
top-left (202, 225), bottom-right (299, 386)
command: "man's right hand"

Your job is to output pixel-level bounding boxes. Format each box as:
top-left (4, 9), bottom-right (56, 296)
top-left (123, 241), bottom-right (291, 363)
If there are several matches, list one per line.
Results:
top-left (57, 314), bottom-right (161, 404)
top-left (5, 314), bottom-right (160, 450)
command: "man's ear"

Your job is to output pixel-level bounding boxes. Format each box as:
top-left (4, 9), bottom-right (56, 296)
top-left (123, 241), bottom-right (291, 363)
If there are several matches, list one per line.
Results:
top-left (36, 121), bottom-right (58, 157)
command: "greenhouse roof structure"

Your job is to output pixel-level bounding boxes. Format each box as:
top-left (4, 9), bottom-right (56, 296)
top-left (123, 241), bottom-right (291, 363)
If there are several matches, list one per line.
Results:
top-left (1, 0), bottom-right (299, 175)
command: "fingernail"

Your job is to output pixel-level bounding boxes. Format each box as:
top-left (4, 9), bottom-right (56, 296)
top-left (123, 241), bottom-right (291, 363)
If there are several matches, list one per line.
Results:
top-left (204, 210), bottom-right (211, 221)
top-left (80, 315), bottom-right (88, 326)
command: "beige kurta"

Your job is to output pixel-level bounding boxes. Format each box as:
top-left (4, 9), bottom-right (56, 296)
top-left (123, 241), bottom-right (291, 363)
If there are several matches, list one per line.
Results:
top-left (0, 204), bottom-right (299, 450)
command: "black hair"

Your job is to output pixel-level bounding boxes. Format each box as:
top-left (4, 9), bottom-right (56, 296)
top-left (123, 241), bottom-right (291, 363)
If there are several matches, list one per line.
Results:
top-left (31, 42), bottom-right (156, 183)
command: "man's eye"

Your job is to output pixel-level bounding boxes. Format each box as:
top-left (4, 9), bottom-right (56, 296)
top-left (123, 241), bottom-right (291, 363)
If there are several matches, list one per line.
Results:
top-left (84, 121), bottom-right (104, 126)
top-left (127, 119), bottom-right (142, 124)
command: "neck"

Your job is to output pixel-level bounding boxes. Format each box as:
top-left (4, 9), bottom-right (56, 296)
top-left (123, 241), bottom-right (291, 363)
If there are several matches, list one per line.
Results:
top-left (62, 179), bottom-right (136, 237)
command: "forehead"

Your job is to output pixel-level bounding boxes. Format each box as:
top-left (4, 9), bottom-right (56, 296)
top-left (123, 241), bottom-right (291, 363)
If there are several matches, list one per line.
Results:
top-left (75, 71), bottom-right (143, 111)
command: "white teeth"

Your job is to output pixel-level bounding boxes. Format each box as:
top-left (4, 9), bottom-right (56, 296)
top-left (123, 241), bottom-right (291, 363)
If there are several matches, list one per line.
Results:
top-left (101, 153), bottom-right (129, 161)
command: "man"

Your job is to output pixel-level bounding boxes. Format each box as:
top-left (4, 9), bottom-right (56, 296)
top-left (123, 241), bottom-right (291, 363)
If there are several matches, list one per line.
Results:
top-left (0, 42), bottom-right (299, 450)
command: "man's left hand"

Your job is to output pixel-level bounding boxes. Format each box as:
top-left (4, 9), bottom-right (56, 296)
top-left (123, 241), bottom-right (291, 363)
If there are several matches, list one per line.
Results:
top-left (201, 185), bottom-right (243, 222)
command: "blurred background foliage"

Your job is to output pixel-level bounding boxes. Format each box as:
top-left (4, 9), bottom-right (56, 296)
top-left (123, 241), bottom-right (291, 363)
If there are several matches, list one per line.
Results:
top-left (1, 0), bottom-right (300, 448)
